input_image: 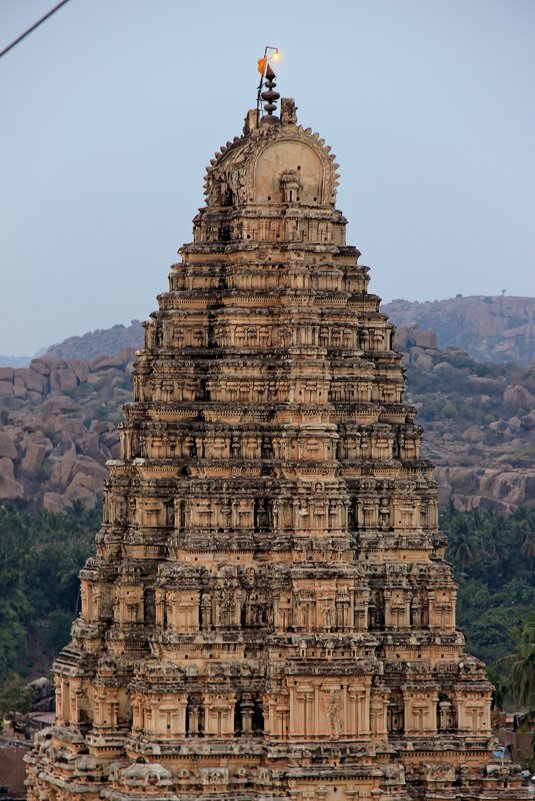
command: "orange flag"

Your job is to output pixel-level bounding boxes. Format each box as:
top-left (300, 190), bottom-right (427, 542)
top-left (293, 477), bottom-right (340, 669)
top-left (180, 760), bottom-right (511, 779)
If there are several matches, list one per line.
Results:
top-left (257, 56), bottom-right (267, 76)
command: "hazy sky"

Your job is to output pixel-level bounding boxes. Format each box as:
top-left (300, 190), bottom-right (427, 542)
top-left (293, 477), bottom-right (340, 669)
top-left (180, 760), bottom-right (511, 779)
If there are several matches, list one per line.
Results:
top-left (1, 0), bottom-right (534, 356)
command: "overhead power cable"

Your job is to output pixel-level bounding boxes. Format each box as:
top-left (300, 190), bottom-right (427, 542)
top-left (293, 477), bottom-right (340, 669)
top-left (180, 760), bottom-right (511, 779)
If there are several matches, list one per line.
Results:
top-left (0, 0), bottom-right (72, 60)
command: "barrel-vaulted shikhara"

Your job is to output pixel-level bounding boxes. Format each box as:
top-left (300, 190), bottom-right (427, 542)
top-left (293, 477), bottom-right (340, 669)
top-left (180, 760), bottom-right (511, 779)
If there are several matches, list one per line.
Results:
top-left (27, 74), bottom-right (527, 801)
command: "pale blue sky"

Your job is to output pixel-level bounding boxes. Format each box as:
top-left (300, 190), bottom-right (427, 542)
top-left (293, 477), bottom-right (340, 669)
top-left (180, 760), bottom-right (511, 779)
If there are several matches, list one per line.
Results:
top-left (1, 0), bottom-right (534, 356)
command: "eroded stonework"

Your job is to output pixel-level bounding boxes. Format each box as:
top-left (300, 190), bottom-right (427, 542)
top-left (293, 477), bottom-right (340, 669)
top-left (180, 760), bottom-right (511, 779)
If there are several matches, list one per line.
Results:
top-left (26, 95), bottom-right (527, 801)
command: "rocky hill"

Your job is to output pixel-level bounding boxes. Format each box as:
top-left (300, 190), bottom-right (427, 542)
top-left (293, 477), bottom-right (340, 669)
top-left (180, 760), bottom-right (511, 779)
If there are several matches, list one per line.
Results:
top-left (396, 325), bottom-right (535, 512)
top-left (0, 351), bottom-right (134, 512)
top-left (384, 295), bottom-right (535, 366)
top-left (0, 329), bottom-right (534, 513)
top-left (45, 320), bottom-right (143, 361)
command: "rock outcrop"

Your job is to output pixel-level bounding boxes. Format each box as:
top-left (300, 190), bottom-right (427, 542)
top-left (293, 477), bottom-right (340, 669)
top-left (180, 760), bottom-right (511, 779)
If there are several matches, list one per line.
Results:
top-left (0, 349), bottom-right (133, 510)
top-left (385, 295), bottom-right (535, 366)
top-left (396, 324), bottom-right (535, 511)
top-left (45, 320), bottom-right (143, 362)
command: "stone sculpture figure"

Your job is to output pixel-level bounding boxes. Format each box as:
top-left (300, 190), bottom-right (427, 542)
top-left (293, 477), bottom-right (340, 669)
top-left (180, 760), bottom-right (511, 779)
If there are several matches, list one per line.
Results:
top-left (321, 686), bottom-right (344, 736)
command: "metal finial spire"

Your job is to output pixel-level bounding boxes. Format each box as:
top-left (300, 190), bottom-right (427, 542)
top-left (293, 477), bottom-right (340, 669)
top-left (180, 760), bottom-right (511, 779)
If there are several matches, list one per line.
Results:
top-left (261, 64), bottom-right (280, 121)
top-left (256, 46), bottom-right (281, 126)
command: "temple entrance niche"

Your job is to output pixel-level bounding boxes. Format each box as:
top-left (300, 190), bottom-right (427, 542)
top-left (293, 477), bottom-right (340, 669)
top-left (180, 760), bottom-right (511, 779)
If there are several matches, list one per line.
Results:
top-left (437, 694), bottom-right (457, 732)
top-left (233, 697), bottom-right (264, 736)
top-left (185, 696), bottom-right (204, 737)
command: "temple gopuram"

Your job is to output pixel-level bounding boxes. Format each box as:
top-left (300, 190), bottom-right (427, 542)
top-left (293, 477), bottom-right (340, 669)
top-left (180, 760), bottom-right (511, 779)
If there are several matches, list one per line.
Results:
top-left (26, 66), bottom-right (528, 801)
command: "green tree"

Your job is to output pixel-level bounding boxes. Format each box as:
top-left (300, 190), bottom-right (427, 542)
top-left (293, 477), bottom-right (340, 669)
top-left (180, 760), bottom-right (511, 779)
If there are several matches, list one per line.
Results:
top-left (0, 505), bottom-right (32, 677)
top-left (487, 665), bottom-right (507, 711)
top-left (445, 513), bottom-right (480, 574)
top-left (0, 502), bottom-right (98, 704)
top-left (509, 617), bottom-right (535, 710)
top-left (514, 509), bottom-right (535, 578)
top-left (0, 672), bottom-right (32, 737)
top-left (442, 505), bottom-right (535, 686)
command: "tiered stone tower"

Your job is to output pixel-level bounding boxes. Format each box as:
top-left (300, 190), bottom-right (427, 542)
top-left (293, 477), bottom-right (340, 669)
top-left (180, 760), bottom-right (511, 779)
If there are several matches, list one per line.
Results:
top-left (27, 79), bottom-right (527, 801)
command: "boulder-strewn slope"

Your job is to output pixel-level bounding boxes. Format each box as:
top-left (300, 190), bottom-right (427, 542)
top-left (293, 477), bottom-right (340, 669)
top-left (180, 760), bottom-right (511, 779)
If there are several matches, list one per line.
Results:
top-left (397, 325), bottom-right (535, 511)
top-left (45, 320), bottom-right (143, 361)
top-left (0, 350), bottom-right (134, 511)
top-left (385, 295), bottom-right (535, 366)
top-left (1, 327), bottom-right (534, 512)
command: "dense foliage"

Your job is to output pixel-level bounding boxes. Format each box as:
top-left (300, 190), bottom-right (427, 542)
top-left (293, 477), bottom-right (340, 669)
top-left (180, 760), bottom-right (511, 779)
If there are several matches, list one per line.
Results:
top-left (443, 504), bottom-right (535, 702)
top-left (0, 502), bottom-right (98, 711)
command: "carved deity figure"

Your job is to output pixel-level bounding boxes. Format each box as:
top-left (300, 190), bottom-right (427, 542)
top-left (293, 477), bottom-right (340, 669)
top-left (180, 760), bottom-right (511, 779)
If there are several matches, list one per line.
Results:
top-left (200, 593), bottom-right (212, 630)
top-left (321, 687), bottom-right (343, 736)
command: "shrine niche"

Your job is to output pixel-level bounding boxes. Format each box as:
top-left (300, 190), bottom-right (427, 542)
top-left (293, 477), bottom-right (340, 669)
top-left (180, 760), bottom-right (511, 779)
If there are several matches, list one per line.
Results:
top-left (26, 71), bottom-right (527, 801)
top-left (253, 140), bottom-right (323, 204)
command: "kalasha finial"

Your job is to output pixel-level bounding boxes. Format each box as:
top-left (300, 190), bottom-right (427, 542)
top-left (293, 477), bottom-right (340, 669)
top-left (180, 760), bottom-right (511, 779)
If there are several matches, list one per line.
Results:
top-left (256, 46), bottom-right (281, 126)
top-left (261, 64), bottom-right (280, 122)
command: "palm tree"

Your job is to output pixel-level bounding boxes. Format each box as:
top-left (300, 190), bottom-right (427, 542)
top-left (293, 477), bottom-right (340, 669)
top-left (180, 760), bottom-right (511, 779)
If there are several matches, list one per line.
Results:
top-left (486, 666), bottom-right (507, 711)
top-left (514, 510), bottom-right (535, 578)
top-left (65, 499), bottom-right (100, 533)
top-left (446, 515), bottom-right (480, 575)
top-left (509, 617), bottom-right (535, 711)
